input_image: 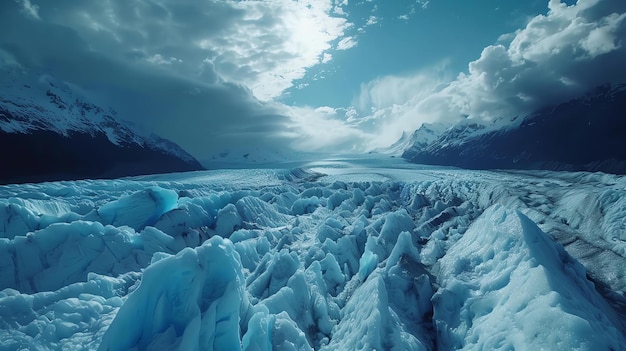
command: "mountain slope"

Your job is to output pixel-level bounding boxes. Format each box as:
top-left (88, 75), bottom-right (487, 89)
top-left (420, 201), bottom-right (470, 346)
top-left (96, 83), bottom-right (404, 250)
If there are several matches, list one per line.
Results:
top-left (402, 84), bottom-right (626, 174)
top-left (397, 122), bottom-right (453, 156)
top-left (0, 71), bottom-right (203, 184)
top-left (370, 123), bottom-right (452, 157)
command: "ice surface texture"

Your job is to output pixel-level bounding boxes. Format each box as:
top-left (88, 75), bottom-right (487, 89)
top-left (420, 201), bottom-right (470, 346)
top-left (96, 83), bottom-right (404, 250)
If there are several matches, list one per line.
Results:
top-left (0, 163), bottom-right (625, 350)
top-left (434, 205), bottom-right (624, 350)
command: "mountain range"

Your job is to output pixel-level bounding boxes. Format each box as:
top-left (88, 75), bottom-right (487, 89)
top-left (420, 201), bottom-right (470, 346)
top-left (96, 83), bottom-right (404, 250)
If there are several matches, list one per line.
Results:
top-left (402, 84), bottom-right (626, 174)
top-left (0, 70), bottom-right (203, 184)
top-left (3, 67), bottom-right (626, 185)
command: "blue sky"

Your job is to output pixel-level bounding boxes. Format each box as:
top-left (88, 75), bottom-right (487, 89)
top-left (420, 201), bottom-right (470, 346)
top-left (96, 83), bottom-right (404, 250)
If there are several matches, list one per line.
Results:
top-left (282, 0), bottom-right (552, 108)
top-left (1, 0), bottom-right (624, 160)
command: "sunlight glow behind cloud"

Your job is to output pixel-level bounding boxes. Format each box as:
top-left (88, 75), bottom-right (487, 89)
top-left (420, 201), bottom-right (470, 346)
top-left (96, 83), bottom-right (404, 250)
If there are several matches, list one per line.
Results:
top-left (24, 0), bottom-right (352, 101)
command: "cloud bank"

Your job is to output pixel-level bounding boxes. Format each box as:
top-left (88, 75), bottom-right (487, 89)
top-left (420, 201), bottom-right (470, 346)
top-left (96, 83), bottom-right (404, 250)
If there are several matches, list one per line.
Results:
top-left (354, 0), bottom-right (626, 149)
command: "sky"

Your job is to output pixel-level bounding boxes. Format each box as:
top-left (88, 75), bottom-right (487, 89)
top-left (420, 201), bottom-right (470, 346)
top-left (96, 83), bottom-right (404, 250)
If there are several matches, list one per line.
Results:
top-left (1, 0), bottom-right (626, 161)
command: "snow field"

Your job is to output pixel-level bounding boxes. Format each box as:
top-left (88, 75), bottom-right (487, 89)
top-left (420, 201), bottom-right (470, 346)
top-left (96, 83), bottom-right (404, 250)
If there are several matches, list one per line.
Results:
top-left (0, 166), bottom-right (625, 350)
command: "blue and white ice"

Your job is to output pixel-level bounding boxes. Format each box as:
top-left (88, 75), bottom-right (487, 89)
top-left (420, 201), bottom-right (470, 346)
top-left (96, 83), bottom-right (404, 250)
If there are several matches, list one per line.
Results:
top-left (0, 157), bottom-right (625, 350)
top-left (434, 205), bottom-right (624, 350)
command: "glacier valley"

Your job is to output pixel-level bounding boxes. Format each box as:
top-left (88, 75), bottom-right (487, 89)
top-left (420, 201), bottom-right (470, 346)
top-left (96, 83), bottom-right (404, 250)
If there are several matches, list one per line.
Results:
top-left (0, 156), bottom-right (625, 350)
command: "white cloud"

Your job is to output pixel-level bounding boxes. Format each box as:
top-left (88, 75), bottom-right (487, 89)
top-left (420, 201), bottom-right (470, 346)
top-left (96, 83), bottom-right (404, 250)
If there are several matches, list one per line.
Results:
top-left (282, 105), bottom-right (372, 152)
top-left (204, 0), bottom-right (352, 100)
top-left (349, 66), bottom-right (454, 148)
top-left (580, 13), bottom-right (626, 57)
top-left (398, 2), bottom-right (417, 21)
top-left (366, 15), bottom-right (378, 26)
top-left (321, 53), bottom-right (333, 64)
top-left (333, 0), bottom-right (348, 15)
top-left (337, 36), bottom-right (358, 50)
top-left (354, 69), bottom-right (449, 111)
top-left (443, 0), bottom-right (626, 120)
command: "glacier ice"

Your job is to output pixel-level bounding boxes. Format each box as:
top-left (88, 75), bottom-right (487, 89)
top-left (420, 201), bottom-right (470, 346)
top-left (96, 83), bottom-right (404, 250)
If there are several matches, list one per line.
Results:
top-left (97, 187), bottom-right (179, 231)
top-left (0, 159), bottom-right (625, 350)
top-left (98, 236), bottom-right (246, 351)
top-left (433, 205), bottom-right (625, 350)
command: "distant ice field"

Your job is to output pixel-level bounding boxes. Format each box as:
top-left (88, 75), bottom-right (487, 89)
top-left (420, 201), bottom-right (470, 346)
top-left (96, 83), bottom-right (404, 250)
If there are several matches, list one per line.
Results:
top-left (1, 156), bottom-right (625, 350)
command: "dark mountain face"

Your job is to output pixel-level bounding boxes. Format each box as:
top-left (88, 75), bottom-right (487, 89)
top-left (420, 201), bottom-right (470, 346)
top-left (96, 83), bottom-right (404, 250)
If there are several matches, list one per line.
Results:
top-left (0, 129), bottom-right (203, 184)
top-left (0, 73), bottom-right (203, 184)
top-left (403, 85), bottom-right (626, 174)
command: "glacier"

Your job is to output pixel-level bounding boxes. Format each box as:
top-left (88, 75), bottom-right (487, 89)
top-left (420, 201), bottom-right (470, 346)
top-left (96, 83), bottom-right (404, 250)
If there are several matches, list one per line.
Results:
top-left (0, 156), bottom-right (625, 350)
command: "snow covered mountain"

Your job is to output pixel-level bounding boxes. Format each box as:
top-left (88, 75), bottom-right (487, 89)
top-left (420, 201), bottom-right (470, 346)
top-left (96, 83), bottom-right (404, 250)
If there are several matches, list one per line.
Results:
top-left (402, 84), bottom-right (626, 174)
top-left (0, 158), bottom-right (625, 350)
top-left (0, 70), bottom-right (203, 184)
top-left (392, 122), bottom-right (452, 156)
